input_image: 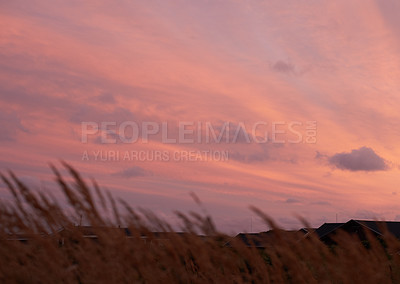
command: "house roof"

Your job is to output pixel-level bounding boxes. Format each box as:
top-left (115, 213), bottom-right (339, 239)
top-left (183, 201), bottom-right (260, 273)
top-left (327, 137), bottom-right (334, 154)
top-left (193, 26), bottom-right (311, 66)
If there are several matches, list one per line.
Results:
top-left (350, 220), bottom-right (400, 239)
top-left (315, 220), bottom-right (400, 240)
top-left (315, 223), bottom-right (345, 239)
top-left (298, 227), bottom-right (317, 234)
top-left (56, 225), bottom-right (193, 240)
top-left (233, 232), bottom-right (270, 248)
top-left (228, 230), bottom-right (303, 248)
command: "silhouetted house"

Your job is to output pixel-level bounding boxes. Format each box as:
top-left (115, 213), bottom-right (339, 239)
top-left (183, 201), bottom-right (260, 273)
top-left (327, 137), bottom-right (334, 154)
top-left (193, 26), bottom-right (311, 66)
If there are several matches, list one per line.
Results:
top-left (229, 220), bottom-right (400, 248)
top-left (54, 225), bottom-right (194, 246)
top-left (315, 219), bottom-right (400, 245)
top-left (227, 232), bottom-right (270, 248)
top-left (298, 227), bottom-right (317, 235)
top-left (315, 222), bottom-right (345, 243)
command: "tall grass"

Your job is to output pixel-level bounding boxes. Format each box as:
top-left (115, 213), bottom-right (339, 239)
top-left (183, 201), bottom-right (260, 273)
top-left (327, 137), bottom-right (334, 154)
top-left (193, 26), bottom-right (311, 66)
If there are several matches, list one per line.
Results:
top-left (1, 163), bottom-right (400, 283)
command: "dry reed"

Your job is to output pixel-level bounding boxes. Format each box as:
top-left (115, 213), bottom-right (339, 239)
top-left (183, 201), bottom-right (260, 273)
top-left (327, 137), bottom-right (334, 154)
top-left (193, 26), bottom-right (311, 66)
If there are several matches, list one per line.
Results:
top-left (1, 163), bottom-right (399, 283)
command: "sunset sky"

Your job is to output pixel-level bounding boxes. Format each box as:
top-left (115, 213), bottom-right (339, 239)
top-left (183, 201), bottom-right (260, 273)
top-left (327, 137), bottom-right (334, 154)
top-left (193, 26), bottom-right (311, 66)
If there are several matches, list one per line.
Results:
top-left (1, 0), bottom-right (400, 233)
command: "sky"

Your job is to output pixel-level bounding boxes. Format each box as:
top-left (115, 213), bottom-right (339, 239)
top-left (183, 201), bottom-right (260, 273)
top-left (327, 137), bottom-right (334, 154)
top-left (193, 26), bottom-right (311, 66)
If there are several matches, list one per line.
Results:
top-left (1, 0), bottom-right (400, 234)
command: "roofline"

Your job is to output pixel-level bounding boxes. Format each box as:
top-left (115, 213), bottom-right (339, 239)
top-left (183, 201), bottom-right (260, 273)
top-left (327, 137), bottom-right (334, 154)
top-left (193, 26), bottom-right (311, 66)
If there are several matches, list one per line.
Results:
top-left (317, 223), bottom-right (346, 239)
top-left (351, 219), bottom-right (400, 224)
top-left (350, 220), bottom-right (383, 236)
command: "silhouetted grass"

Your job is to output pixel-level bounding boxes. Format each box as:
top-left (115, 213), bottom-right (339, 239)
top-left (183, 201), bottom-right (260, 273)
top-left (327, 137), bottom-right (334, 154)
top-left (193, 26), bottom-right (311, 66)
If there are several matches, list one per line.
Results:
top-left (1, 163), bottom-right (400, 283)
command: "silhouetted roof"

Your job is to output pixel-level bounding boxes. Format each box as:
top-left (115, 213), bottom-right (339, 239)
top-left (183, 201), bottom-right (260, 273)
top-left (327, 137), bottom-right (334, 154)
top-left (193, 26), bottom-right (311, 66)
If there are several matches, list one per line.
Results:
top-left (315, 220), bottom-right (400, 240)
top-left (298, 228), bottom-right (317, 234)
top-left (228, 230), bottom-right (303, 248)
top-left (315, 223), bottom-right (345, 239)
top-left (234, 232), bottom-right (270, 248)
top-left (351, 220), bottom-right (400, 239)
top-left (56, 226), bottom-right (193, 240)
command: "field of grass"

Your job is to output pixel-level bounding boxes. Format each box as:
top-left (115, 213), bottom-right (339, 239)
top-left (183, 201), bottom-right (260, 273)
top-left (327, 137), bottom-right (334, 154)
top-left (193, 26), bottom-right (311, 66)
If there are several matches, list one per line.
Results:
top-left (1, 164), bottom-right (400, 283)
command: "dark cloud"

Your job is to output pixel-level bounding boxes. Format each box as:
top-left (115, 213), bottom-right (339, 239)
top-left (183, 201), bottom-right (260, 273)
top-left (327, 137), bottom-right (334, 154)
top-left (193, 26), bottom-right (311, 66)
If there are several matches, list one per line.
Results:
top-left (329, 147), bottom-right (387, 171)
top-left (112, 166), bottom-right (152, 178)
top-left (96, 93), bottom-right (116, 104)
top-left (285, 198), bottom-right (300, 204)
top-left (271, 60), bottom-right (295, 74)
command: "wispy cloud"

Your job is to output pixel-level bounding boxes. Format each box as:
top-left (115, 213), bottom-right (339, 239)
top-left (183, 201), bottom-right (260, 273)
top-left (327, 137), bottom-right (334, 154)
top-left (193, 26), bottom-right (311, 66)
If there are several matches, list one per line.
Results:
top-left (112, 166), bottom-right (152, 178)
top-left (0, 110), bottom-right (29, 141)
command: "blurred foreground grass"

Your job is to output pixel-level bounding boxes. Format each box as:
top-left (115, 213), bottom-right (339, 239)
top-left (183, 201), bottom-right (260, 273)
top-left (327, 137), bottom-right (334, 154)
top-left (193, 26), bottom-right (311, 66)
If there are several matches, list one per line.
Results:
top-left (1, 163), bottom-right (400, 283)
